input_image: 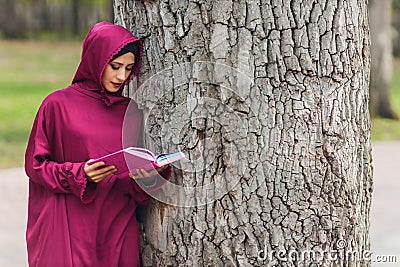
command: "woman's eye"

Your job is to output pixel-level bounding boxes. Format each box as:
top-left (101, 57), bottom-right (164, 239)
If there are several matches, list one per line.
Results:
top-left (126, 67), bottom-right (133, 71)
top-left (110, 64), bottom-right (119, 70)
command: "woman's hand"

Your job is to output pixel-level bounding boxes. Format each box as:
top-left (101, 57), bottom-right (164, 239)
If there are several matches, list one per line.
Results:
top-left (84, 161), bottom-right (117, 183)
top-left (129, 165), bottom-right (169, 186)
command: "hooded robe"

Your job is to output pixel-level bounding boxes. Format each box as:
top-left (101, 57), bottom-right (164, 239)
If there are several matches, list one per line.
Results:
top-left (24, 21), bottom-right (168, 267)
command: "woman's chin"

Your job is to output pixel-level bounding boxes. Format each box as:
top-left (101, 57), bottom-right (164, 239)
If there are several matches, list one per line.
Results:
top-left (105, 87), bottom-right (120, 93)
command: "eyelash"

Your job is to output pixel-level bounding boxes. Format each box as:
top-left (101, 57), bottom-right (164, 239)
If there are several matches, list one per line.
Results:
top-left (110, 64), bottom-right (133, 71)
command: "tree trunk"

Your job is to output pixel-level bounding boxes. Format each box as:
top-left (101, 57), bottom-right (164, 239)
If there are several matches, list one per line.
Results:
top-left (71, 0), bottom-right (80, 36)
top-left (369, 0), bottom-right (398, 119)
top-left (0, 0), bottom-right (24, 38)
top-left (114, 1), bottom-right (373, 266)
top-left (392, 0), bottom-right (400, 57)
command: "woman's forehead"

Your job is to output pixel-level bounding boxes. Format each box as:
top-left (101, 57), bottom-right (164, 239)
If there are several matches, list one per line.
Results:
top-left (110, 52), bottom-right (135, 64)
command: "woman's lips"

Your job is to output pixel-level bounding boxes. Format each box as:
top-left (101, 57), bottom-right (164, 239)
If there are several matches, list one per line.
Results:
top-left (111, 82), bottom-right (122, 88)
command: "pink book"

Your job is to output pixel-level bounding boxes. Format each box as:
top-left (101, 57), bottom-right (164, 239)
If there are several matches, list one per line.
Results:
top-left (87, 147), bottom-right (185, 177)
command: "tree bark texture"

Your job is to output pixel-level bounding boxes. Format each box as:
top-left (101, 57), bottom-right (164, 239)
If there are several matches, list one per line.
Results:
top-left (114, 1), bottom-right (373, 266)
top-left (368, 0), bottom-right (398, 119)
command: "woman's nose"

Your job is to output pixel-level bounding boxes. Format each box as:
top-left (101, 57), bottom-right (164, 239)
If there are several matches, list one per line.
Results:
top-left (117, 69), bottom-right (127, 81)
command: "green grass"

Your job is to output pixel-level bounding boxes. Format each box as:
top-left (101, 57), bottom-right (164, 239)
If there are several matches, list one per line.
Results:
top-left (0, 40), bottom-right (81, 168)
top-left (392, 60), bottom-right (400, 113)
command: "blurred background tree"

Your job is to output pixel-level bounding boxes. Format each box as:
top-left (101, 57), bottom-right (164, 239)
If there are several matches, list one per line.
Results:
top-left (369, 0), bottom-right (398, 119)
top-left (393, 0), bottom-right (400, 57)
top-left (0, 0), bottom-right (113, 39)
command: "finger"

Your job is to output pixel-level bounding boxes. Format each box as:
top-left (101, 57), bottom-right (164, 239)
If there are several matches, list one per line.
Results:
top-left (130, 170), bottom-right (141, 179)
top-left (85, 162), bottom-right (106, 175)
top-left (90, 175), bottom-right (101, 183)
top-left (92, 176), bottom-right (106, 183)
top-left (91, 169), bottom-right (117, 183)
top-left (102, 168), bottom-right (117, 176)
top-left (147, 169), bottom-right (159, 177)
top-left (145, 168), bottom-right (160, 178)
top-left (88, 167), bottom-right (116, 182)
top-left (129, 172), bottom-right (141, 179)
top-left (156, 165), bottom-right (168, 172)
top-left (131, 168), bottom-right (162, 180)
top-left (89, 161), bottom-right (106, 169)
top-left (91, 165), bottom-right (116, 176)
top-left (94, 176), bottom-right (107, 183)
top-left (137, 169), bottom-right (148, 178)
top-left (141, 169), bottom-right (159, 180)
top-left (131, 169), bottom-right (150, 179)
top-left (84, 164), bottom-right (92, 174)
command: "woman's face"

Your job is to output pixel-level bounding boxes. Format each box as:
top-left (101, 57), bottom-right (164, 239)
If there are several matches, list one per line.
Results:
top-left (102, 52), bottom-right (135, 93)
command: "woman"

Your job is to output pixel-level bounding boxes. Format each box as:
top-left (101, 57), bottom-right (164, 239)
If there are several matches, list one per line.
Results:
top-left (25, 21), bottom-right (170, 266)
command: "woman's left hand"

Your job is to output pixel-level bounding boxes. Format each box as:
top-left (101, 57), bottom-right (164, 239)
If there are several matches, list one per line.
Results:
top-left (129, 165), bottom-right (169, 186)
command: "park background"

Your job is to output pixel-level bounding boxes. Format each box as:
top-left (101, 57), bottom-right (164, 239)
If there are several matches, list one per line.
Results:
top-left (0, 0), bottom-right (399, 266)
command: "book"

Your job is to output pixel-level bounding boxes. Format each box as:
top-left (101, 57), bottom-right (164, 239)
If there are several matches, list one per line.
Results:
top-left (87, 147), bottom-right (185, 177)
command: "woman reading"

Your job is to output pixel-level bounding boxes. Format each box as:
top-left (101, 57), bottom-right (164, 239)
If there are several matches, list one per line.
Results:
top-left (24, 21), bottom-right (170, 267)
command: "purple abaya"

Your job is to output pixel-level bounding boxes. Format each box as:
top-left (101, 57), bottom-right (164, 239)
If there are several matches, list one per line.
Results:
top-left (24, 22), bottom-right (166, 267)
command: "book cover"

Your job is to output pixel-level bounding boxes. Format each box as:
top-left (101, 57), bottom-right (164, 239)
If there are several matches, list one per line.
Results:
top-left (87, 147), bottom-right (185, 177)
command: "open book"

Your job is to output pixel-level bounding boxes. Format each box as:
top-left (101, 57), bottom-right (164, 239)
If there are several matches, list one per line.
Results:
top-left (87, 147), bottom-right (185, 177)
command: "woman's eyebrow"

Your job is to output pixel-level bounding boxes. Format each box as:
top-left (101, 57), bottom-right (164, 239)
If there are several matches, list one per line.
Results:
top-left (110, 61), bottom-right (134, 66)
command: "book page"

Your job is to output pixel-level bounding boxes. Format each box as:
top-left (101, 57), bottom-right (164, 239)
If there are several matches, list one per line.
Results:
top-left (125, 147), bottom-right (155, 161)
top-left (156, 152), bottom-right (185, 166)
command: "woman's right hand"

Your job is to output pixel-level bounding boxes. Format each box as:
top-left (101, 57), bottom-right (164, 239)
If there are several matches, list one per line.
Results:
top-left (84, 161), bottom-right (117, 183)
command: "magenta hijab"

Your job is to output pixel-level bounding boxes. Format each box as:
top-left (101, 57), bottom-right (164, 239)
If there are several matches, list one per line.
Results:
top-left (71, 21), bottom-right (143, 106)
top-left (24, 22), bottom-right (149, 266)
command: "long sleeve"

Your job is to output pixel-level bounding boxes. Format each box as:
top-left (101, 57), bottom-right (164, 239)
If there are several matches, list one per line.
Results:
top-left (25, 101), bottom-right (97, 204)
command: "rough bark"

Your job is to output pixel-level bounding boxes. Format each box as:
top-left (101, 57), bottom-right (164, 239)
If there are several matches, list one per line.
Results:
top-left (368, 0), bottom-right (398, 119)
top-left (114, 1), bottom-right (373, 266)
